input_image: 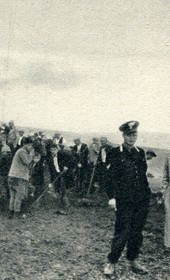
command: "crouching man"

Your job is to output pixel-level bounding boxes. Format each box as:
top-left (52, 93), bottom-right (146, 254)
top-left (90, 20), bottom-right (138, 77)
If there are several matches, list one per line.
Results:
top-left (8, 137), bottom-right (34, 218)
top-left (104, 121), bottom-right (151, 276)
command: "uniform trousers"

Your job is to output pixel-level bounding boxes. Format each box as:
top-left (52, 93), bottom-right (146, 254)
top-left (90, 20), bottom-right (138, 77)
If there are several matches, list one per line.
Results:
top-left (108, 197), bottom-right (150, 263)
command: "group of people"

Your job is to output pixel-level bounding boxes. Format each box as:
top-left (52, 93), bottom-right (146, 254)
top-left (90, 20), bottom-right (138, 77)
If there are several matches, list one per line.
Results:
top-left (0, 120), bottom-right (117, 217)
top-left (0, 119), bottom-right (169, 277)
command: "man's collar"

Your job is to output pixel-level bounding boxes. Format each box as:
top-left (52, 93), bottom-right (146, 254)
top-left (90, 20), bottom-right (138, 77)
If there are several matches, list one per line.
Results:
top-left (121, 144), bottom-right (139, 152)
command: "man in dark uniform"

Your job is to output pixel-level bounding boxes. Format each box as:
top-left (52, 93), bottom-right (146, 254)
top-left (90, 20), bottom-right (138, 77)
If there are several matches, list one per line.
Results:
top-left (104, 121), bottom-right (151, 276)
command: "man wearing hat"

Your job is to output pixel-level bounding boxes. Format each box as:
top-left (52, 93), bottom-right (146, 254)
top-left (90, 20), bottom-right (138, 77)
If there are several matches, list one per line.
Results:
top-left (8, 137), bottom-right (34, 218)
top-left (146, 149), bottom-right (157, 161)
top-left (6, 120), bottom-right (17, 157)
top-left (52, 132), bottom-right (66, 150)
top-left (15, 130), bottom-right (25, 152)
top-left (48, 143), bottom-right (75, 214)
top-left (72, 138), bottom-right (89, 197)
top-left (97, 137), bottom-right (112, 192)
top-left (104, 121), bottom-right (151, 276)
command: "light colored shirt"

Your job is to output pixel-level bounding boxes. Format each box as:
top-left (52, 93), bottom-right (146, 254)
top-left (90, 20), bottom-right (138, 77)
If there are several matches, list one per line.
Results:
top-left (77, 144), bottom-right (82, 153)
top-left (18, 136), bottom-right (24, 146)
top-left (55, 137), bottom-right (66, 145)
top-left (53, 155), bottom-right (60, 173)
top-left (101, 148), bottom-right (106, 163)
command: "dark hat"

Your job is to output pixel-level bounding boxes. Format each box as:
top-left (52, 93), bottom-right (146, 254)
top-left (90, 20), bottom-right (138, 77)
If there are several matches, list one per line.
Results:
top-left (54, 132), bottom-right (61, 136)
top-left (146, 149), bottom-right (157, 157)
top-left (119, 121), bottom-right (139, 134)
top-left (100, 136), bottom-right (108, 141)
top-left (73, 137), bottom-right (80, 141)
top-left (23, 136), bottom-right (34, 145)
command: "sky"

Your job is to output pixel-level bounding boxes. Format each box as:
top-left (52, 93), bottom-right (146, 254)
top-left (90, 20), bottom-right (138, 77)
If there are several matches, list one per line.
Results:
top-left (0, 0), bottom-right (170, 134)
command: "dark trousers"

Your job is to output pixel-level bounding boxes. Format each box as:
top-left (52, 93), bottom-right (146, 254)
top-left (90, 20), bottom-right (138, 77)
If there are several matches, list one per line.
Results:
top-left (98, 163), bottom-right (108, 192)
top-left (52, 172), bottom-right (68, 209)
top-left (108, 198), bottom-right (150, 263)
top-left (75, 166), bottom-right (88, 197)
top-left (8, 143), bottom-right (16, 158)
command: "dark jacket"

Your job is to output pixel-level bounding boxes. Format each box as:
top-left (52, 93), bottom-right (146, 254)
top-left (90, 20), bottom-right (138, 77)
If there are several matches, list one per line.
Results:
top-left (106, 145), bottom-right (151, 202)
top-left (30, 158), bottom-right (44, 186)
top-left (72, 143), bottom-right (89, 168)
top-left (0, 152), bottom-right (12, 176)
top-left (47, 150), bottom-right (76, 182)
top-left (98, 144), bottom-right (113, 165)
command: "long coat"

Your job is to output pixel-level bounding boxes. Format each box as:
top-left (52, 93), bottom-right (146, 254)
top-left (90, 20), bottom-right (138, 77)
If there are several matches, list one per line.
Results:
top-left (8, 146), bottom-right (32, 181)
top-left (7, 127), bottom-right (17, 147)
top-left (47, 149), bottom-right (76, 182)
top-left (162, 154), bottom-right (170, 247)
top-left (72, 143), bottom-right (89, 168)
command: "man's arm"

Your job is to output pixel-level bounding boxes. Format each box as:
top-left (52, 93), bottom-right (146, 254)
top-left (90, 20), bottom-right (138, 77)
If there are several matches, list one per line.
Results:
top-left (19, 150), bottom-right (33, 166)
top-left (105, 149), bottom-right (120, 199)
top-left (162, 156), bottom-right (169, 191)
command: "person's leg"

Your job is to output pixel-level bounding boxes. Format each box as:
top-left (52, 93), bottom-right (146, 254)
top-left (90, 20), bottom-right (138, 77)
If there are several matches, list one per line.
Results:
top-left (8, 177), bottom-right (18, 218)
top-left (3, 176), bottom-right (10, 201)
top-left (14, 179), bottom-right (27, 214)
top-left (104, 201), bottom-right (133, 275)
top-left (80, 167), bottom-right (89, 197)
top-left (59, 176), bottom-right (69, 213)
top-left (127, 200), bottom-right (150, 274)
top-left (9, 188), bottom-right (16, 213)
top-left (108, 202), bottom-right (133, 264)
top-left (164, 203), bottom-right (170, 248)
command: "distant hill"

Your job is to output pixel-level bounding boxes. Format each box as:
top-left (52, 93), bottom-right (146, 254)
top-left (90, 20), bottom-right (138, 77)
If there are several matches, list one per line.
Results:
top-left (17, 126), bottom-right (170, 150)
top-left (17, 125), bottom-right (169, 179)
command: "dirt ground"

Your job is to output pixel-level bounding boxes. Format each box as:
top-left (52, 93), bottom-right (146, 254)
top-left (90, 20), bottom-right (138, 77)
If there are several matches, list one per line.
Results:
top-left (0, 177), bottom-right (170, 280)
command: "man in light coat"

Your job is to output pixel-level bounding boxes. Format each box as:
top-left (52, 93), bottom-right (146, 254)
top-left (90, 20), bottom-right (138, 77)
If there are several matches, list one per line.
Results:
top-left (6, 120), bottom-right (17, 157)
top-left (8, 137), bottom-right (34, 218)
top-left (162, 154), bottom-right (170, 249)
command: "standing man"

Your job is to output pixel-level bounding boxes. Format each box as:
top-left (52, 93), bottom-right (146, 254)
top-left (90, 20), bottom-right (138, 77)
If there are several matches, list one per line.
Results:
top-left (88, 137), bottom-right (100, 192)
top-left (146, 149), bottom-right (157, 183)
top-left (48, 143), bottom-right (74, 214)
top-left (8, 137), bottom-right (34, 218)
top-left (104, 121), bottom-right (151, 276)
top-left (97, 137), bottom-right (112, 192)
top-left (161, 153), bottom-right (170, 249)
top-left (72, 138), bottom-right (89, 197)
top-left (89, 137), bottom-right (100, 166)
top-left (6, 120), bottom-right (17, 157)
top-left (52, 132), bottom-right (66, 150)
top-left (15, 130), bottom-right (25, 152)
top-left (146, 149), bottom-right (157, 161)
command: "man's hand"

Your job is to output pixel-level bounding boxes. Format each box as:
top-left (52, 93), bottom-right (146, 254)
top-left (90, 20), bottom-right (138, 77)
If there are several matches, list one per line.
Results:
top-left (108, 198), bottom-right (117, 210)
top-left (30, 149), bottom-right (35, 157)
top-left (78, 163), bottom-right (82, 168)
top-left (48, 183), bottom-right (53, 189)
top-left (106, 164), bottom-right (111, 170)
top-left (63, 166), bottom-right (68, 172)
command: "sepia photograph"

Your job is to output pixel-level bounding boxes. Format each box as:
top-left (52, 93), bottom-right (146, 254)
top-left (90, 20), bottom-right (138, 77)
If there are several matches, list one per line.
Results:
top-left (0, 0), bottom-right (170, 279)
